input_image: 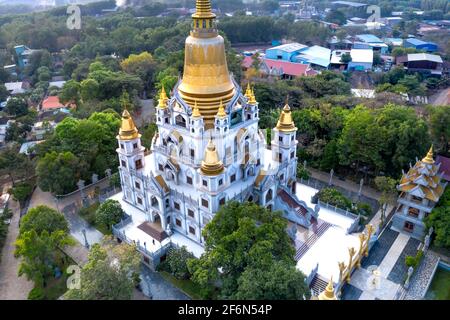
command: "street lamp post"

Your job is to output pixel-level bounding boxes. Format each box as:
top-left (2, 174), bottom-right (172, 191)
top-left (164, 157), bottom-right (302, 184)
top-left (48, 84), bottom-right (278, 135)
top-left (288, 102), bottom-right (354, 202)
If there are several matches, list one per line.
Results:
top-left (82, 228), bottom-right (89, 249)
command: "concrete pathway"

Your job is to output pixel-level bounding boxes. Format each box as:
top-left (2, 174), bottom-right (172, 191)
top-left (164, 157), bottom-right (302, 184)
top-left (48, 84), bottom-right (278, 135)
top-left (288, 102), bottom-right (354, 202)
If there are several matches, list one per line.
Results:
top-left (140, 266), bottom-right (190, 300)
top-left (0, 199), bottom-right (34, 300)
top-left (378, 233), bottom-right (410, 276)
top-left (348, 220), bottom-right (412, 300)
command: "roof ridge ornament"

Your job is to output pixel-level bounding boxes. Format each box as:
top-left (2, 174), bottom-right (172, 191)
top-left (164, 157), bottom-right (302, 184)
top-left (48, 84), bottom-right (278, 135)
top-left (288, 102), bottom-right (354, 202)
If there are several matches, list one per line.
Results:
top-left (422, 145), bottom-right (435, 165)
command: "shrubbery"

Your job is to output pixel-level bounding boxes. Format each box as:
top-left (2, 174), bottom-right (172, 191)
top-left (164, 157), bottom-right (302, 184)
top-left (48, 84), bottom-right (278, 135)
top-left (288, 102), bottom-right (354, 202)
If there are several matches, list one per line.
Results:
top-left (315, 187), bottom-right (373, 216)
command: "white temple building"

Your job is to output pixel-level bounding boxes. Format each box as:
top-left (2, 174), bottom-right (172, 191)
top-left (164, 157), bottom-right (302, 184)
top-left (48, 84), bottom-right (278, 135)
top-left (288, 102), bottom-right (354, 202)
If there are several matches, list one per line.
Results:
top-left (110, 0), bottom-right (376, 299)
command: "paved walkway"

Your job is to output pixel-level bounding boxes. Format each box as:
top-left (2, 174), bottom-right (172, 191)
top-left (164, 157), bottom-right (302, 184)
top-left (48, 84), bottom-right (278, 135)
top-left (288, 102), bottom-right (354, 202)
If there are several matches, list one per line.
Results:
top-left (140, 266), bottom-right (190, 300)
top-left (405, 251), bottom-right (440, 300)
top-left (347, 219), bottom-right (413, 300)
top-left (0, 199), bottom-right (34, 300)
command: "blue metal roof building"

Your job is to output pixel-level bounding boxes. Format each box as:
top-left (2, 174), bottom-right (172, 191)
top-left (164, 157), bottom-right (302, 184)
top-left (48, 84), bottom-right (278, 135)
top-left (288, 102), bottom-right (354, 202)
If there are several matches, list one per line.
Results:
top-left (294, 45), bottom-right (331, 68)
top-left (265, 43), bottom-right (308, 62)
top-left (404, 38), bottom-right (438, 52)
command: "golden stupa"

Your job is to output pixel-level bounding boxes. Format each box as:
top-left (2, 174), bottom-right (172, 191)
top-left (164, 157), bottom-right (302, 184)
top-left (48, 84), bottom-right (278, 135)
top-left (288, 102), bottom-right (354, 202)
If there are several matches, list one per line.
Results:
top-left (276, 103), bottom-right (297, 132)
top-left (200, 139), bottom-right (224, 176)
top-left (178, 0), bottom-right (235, 126)
top-left (118, 109), bottom-right (140, 140)
top-left (318, 277), bottom-right (337, 300)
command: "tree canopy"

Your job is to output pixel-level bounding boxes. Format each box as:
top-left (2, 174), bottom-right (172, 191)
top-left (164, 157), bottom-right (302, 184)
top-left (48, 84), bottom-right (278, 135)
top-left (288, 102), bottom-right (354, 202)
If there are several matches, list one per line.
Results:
top-left (187, 202), bottom-right (309, 299)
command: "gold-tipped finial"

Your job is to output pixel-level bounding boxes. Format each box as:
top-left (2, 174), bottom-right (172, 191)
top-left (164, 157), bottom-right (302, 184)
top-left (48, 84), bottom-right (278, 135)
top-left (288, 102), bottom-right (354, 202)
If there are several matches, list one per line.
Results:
top-left (244, 83), bottom-right (252, 99)
top-left (200, 139), bottom-right (224, 176)
top-left (192, 101), bottom-right (202, 118)
top-left (276, 99), bottom-right (297, 132)
top-left (118, 109), bottom-right (140, 140)
top-left (157, 87), bottom-right (169, 109)
top-left (193, 0), bottom-right (215, 19)
top-left (422, 145), bottom-right (435, 165)
top-left (217, 100), bottom-right (227, 118)
top-left (318, 276), bottom-right (337, 300)
top-left (248, 87), bottom-right (257, 104)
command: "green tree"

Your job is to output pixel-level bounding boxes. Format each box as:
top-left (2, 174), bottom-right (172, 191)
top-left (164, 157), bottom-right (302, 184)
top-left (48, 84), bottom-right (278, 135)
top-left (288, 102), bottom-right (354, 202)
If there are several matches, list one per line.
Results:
top-left (325, 10), bottom-right (347, 25)
top-left (141, 123), bottom-right (158, 149)
top-left (428, 105), bottom-right (450, 154)
top-left (5, 97), bottom-right (28, 117)
top-left (338, 106), bottom-right (388, 174)
top-left (20, 205), bottom-right (69, 236)
top-left (8, 182), bottom-right (33, 204)
top-left (80, 78), bottom-right (100, 101)
top-left (233, 261), bottom-right (310, 300)
top-left (340, 52), bottom-right (352, 64)
top-left (0, 84), bottom-right (8, 101)
top-left (95, 200), bottom-right (124, 230)
top-left (59, 80), bottom-right (81, 105)
top-left (36, 151), bottom-right (85, 195)
top-left (187, 202), bottom-right (303, 299)
top-left (0, 144), bottom-right (34, 186)
top-left (120, 51), bottom-right (157, 91)
top-left (15, 230), bottom-right (72, 288)
top-left (374, 176), bottom-right (398, 225)
top-left (65, 240), bottom-right (140, 300)
top-left (165, 246), bottom-right (195, 280)
top-left (426, 188), bottom-right (450, 248)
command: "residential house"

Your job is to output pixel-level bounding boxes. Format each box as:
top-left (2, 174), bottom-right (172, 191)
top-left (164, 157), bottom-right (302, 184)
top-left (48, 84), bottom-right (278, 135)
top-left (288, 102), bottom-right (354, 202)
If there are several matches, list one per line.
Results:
top-left (0, 119), bottom-right (13, 146)
top-left (260, 59), bottom-right (317, 79)
top-left (31, 120), bottom-right (56, 140)
top-left (41, 96), bottom-right (66, 111)
top-left (354, 34), bottom-right (389, 54)
top-left (436, 155), bottom-right (450, 182)
top-left (14, 45), bottom-right (38, 69)
top-left (396, 53), bottom-right (443, 76)
top-left (348, 49), bottom-right (374, 71)
top-left (4, 82), bottom-right (29, 95)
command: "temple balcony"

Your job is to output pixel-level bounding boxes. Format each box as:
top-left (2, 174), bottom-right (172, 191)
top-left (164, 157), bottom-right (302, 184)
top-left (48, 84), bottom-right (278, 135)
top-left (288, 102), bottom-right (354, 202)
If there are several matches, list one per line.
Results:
top-left (397, 197), bottom-right (433, 213)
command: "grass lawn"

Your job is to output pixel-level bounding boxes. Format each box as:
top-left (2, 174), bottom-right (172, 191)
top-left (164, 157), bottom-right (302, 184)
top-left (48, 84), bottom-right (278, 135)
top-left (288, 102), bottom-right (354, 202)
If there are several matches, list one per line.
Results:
top-left (78, 202), bottom-right (111, 235)
top-left (159, 271), bottom-right (206, 300)
top-left (426, 267), bottom-right (450, 300)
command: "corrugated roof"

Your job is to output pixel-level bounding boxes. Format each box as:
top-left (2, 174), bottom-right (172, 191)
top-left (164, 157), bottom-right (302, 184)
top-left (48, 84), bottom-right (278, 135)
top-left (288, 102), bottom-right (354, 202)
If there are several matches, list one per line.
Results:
top-left (263, 59), bottom-right (311, 77)
top-left (356, 34), bottom-right (384, 43)
top-left (407, 53), bottom-right (443, 63)
top-left (350, 49), bottom-right (373, 63)
top-left (405, 38), bottom-right (436, 46)
top-left (268, 42), bottom-right (308, 53)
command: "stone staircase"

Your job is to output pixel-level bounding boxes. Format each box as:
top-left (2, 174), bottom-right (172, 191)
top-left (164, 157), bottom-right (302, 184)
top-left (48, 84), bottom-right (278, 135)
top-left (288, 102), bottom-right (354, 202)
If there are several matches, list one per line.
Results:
top-left (294, 220), bottom-right (332, 261)
top-left (310, 274), bottom-right (329, 296)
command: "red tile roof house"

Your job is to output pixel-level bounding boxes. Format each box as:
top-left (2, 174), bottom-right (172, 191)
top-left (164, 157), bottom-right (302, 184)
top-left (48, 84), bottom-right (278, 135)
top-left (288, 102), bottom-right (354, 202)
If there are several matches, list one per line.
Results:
top-left (40, 96), bottom-right (65, 111)
top-left (260, 58), bottom-right (317, 79)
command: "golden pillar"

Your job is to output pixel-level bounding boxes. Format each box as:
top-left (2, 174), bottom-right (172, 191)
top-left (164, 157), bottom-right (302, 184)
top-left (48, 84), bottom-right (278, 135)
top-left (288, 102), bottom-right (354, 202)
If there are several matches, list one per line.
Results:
top-left (346, 247), bottom-right (356, 283)
top-left (357, 233), bottom-right (367, 268)
top-left (365, 224), bottom-right (374, 257)
top-left (338, 261), bottom-right (346, 282)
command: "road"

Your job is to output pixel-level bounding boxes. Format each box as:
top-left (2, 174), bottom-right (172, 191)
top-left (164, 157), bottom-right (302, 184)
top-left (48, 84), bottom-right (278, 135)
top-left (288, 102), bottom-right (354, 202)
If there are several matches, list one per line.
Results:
top-left (0, 199), bottom-right (34, 300)
top-left (429, 88), bottom-right (449, 106)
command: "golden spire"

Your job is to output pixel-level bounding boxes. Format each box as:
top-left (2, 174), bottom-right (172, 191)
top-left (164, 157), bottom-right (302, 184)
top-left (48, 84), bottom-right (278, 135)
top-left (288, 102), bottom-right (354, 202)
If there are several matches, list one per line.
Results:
top-left (177, 0), bottom-right (235, 128)
top-left (200, 139), bottom-right (224, 176)
top-left (276, 103), bottom-right (297, 132)
top-left (422, 145), bottom-right (435, 164)
top-left (193, 0), bottom-right (215, 19)
top-left (157, 87), bottom-right (169, 109)
top-left (192, 101), bottom-right (201, 118)
top-left (244, 83), bottom-right (252, 99)
top-left (118, 109), bottom-right (140, 140)
top-left (318, 276), bottom-right (337, 300)
top-left (248, 87), bottom-right (257, 104)
top-left (217, 100), bottom-right (227, 118)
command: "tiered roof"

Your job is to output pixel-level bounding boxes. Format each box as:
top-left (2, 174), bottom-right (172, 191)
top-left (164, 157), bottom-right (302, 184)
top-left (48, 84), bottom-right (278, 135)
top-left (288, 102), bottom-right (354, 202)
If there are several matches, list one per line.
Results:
top-left (398, 146), bottom-right (445, 202)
